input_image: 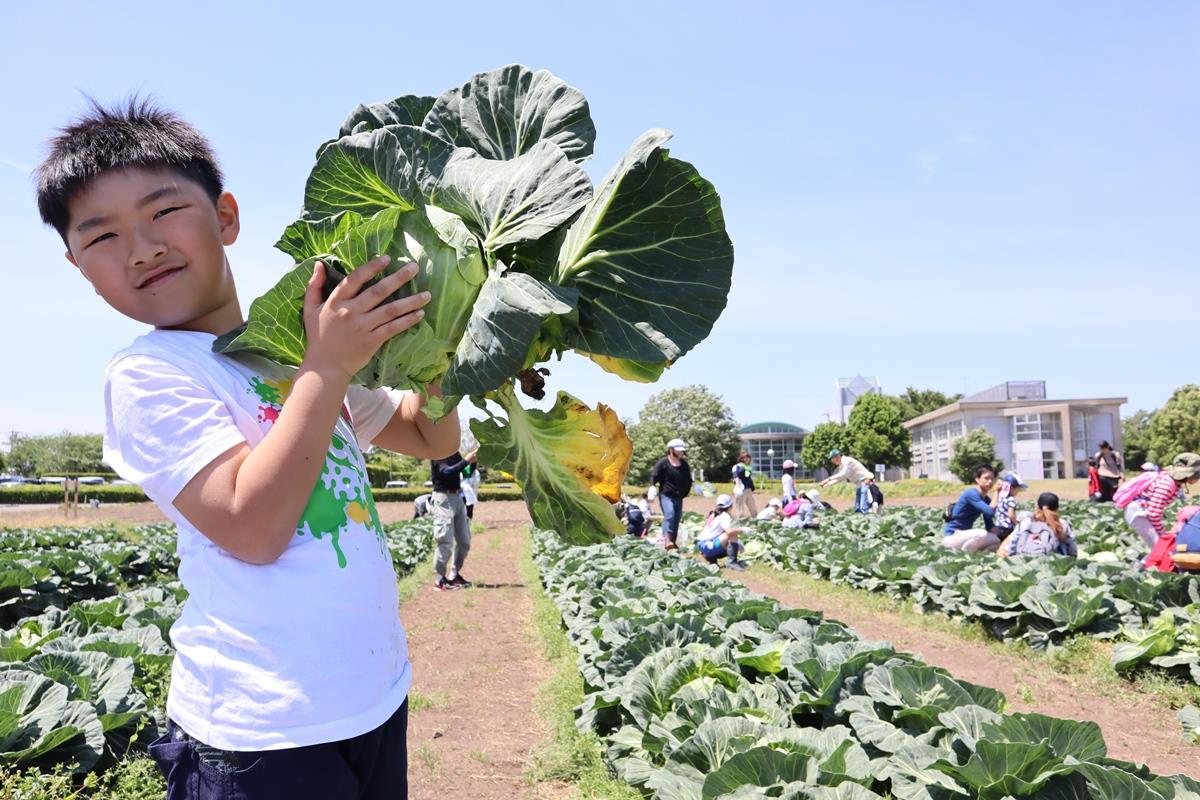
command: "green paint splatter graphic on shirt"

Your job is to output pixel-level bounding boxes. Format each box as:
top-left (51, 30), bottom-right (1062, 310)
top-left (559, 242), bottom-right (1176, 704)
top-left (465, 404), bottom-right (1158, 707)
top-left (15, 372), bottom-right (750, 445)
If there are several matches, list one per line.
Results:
top-left (294, 433), bottom-right (386, 569)
top-left (247, 373), bottom-right (384, 568)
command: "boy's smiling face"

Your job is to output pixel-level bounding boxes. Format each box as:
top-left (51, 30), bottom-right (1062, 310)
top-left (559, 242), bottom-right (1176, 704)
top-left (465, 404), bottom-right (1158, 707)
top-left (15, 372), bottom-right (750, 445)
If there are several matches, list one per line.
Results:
top-left (64, 166), bottom-right (243, 334)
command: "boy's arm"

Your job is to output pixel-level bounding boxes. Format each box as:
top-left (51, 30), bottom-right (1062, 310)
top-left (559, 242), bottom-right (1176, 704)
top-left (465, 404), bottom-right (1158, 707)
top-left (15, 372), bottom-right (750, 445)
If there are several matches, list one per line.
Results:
top-left (174, 257), bottom-right (429, 565)
top-left (369, 386), bottom-right (461, 460)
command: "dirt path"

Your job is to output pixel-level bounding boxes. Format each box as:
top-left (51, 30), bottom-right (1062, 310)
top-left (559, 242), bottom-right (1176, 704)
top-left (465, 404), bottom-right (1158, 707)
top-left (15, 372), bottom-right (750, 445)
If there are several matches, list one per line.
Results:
top-left (399, 501), bottom-right (570, 800)
top-left (724, 565), bottom-right (1198, 776)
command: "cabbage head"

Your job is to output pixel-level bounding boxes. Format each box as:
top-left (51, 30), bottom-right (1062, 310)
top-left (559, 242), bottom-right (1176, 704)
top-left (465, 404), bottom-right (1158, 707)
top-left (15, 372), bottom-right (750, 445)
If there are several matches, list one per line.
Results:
top-left (214, 65), bottom-right (734, 543)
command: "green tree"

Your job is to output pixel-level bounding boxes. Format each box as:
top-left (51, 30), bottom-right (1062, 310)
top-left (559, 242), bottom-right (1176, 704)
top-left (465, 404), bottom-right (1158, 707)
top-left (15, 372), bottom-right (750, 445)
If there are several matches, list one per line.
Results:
top-left (847, 393), bottom-right (911, 469)
top-left (801, 422), bottom-right (854, 473)
top-left (626, 385), bottom-right (741, 483)
top-left (888, 387), bottom-right (963, 423)
top-left (366, 449), bottom-right (427, 487)
top-left (1122, 409), bottom-right (1155, 469)
top-left (7, 431), bottom-right (106, 476)
top-left (947, 427), bottom-right (1004, 483)
top-left (1147, 384), bottom-right (1200, 464)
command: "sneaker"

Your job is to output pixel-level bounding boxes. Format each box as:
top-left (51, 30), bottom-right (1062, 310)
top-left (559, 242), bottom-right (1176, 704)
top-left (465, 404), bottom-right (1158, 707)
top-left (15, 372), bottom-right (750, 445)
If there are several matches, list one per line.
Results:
top-left (449, 574), bottom-right (473, 588)
top-left (434, 576), bottom-right (457, 591)
top-left (726, 560), bottom-right (747, 571)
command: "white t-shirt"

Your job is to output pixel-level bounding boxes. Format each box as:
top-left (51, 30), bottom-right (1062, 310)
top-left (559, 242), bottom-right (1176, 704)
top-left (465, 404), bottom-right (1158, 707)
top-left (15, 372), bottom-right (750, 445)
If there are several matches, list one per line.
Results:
top-left (700, 511), bottom-right (733, 543)
top-left (781, 473), bottom-right (796, 499)
top-left (103, 330), bottom-right (410, 751)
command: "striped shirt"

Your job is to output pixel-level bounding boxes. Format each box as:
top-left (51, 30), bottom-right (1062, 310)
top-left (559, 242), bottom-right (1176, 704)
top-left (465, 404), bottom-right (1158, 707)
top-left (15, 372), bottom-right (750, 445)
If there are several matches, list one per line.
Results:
top-left (1139, 472), bottom-right (1182, 535)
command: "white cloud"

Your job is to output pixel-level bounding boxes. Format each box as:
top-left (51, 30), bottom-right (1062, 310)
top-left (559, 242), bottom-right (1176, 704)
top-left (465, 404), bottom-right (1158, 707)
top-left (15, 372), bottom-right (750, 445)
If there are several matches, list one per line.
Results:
top-left (912, 151), bottom-right (941, 176)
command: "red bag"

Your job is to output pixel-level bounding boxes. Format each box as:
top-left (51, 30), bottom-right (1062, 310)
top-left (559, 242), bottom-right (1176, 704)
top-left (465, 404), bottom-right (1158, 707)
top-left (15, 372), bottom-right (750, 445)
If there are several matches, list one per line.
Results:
top-left (1145, 534), bottom-right (1178, 573)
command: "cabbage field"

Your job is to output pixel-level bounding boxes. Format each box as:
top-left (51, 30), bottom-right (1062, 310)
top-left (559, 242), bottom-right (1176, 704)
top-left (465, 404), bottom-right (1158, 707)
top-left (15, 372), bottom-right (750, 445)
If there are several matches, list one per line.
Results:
top-left (0, 520), bottom-right (433, 784)
top-left (699, 501), bottom-right (1200, 685)
top-left (533, 530), bottom-right (1200, 798)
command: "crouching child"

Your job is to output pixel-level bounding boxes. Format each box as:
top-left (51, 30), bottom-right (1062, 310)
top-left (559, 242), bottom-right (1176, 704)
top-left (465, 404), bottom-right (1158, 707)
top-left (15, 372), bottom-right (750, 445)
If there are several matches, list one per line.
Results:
top-left (696, 494), bottom-right (750, 570)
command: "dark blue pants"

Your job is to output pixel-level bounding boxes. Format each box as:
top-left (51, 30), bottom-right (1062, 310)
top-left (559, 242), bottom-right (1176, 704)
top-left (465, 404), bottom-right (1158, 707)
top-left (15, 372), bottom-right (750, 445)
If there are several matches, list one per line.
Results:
top-left (148, 699), bottom-right (408, 800)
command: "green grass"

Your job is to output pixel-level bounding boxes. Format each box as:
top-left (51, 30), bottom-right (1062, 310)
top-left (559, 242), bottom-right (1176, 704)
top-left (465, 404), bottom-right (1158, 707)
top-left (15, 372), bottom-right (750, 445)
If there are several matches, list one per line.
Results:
top-left (396, 552), bottom-right (436, 604)
top-left (0, 757), bottom-right (165, 800)
top-left (519, 540), bottom-right (641, 799)
top-left (408, 689), bottom-right (451, 713)
top-left (745, 565), bottom-right (1200, 714)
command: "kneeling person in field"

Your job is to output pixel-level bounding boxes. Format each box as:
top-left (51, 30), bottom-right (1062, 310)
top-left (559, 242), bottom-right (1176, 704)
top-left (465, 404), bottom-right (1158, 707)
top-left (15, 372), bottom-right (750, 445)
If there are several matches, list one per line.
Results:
top-left (697, 494), bottom-right (750, 570)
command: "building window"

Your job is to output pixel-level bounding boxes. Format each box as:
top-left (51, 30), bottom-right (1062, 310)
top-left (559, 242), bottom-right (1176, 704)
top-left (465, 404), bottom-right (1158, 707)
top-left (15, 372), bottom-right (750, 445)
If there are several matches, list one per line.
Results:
top-left (1013, 413), bottom-right (1063, 442)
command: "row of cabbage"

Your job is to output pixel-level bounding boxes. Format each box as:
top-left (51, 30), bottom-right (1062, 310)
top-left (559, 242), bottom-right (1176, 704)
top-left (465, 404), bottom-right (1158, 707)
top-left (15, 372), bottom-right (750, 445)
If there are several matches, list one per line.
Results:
top-left (0, 519), bottom-right (435, 776)
top-left (717, 502), bottom-right (1200, 683)
top-left (533, 531), bottom-right (1199, 799)
top-left (0, 524), bottom-right (179, 629)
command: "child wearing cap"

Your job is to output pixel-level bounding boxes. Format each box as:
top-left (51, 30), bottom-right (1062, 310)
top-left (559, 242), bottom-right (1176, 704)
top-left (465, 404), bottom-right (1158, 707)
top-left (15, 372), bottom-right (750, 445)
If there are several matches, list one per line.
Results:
top-left (756, 498), bottom-right (783, 521)
top-left (989, 473), bottom-right (1028, 545)
top-left (697, 494), bottom-right (749, 570)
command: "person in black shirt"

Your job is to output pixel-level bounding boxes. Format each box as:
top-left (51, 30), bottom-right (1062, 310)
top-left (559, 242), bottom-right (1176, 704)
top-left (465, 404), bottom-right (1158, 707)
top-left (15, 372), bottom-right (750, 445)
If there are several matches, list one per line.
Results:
top-left (430, 450), bottom-right (477, 590)
top-left (649, 438), bottom-right (693, 550)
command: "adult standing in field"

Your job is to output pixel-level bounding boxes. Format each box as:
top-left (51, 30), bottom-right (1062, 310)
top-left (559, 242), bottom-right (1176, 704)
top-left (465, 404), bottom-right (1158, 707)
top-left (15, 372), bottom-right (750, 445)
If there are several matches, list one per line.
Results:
top-left (649, 438), bottom-right (693, 550)
top-left (1121, 452), bottom-right (1200, 554)
top-left (780, 459), bottom-right (799, 503)
top-left (430, 450), bottom-right (477, 590)
top-left (942, 465), bottom-right (999, 551)
top-left (732, 450), bottom-right (758, 519)
top-left (820, 450), bottom-right (873, 513)
top-left (1094, 441), bottom-right (1123, 502)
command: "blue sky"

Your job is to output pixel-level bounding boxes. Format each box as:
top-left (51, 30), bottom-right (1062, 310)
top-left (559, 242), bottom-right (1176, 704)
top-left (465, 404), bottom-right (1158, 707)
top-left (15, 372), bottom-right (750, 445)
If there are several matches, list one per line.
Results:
top-left (1, 1), bottom-right (1195, 441)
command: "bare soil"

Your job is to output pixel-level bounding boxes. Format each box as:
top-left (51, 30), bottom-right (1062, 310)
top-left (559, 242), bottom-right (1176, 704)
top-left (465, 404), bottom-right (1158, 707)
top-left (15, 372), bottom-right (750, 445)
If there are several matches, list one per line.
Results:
top-left (394, 501), bottom-right (571, 800)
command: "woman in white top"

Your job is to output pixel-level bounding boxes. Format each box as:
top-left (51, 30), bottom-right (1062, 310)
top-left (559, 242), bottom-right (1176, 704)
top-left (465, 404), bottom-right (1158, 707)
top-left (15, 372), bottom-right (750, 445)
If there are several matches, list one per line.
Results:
top-left (697, 494), bottom-right (750, 570)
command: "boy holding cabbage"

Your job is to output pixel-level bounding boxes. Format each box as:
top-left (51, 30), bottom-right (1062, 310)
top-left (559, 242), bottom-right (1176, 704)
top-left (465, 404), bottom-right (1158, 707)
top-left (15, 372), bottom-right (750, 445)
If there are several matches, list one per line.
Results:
top-left (35, 98), bottom-right (460, 798)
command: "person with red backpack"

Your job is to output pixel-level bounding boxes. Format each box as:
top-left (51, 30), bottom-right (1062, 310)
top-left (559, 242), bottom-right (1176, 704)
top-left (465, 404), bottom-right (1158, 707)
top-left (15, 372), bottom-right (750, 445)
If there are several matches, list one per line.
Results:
top-left (1117, 452), bottom-right (1200, 554)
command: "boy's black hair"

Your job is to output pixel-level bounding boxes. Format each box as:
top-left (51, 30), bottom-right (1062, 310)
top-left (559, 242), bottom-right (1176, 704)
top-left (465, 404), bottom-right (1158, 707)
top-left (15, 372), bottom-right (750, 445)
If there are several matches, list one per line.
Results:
top-left (973, 464), bottom-right (996, 480)
top-left (36, 96), bottom-right (224, 245)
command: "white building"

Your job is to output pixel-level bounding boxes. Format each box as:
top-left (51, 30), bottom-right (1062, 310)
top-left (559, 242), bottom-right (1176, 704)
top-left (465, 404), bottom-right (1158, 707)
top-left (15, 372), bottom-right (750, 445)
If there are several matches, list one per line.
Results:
top-left (903, 381), bottom-right (1126, 481)
top-left (834, 376), bottom-right (882, 424)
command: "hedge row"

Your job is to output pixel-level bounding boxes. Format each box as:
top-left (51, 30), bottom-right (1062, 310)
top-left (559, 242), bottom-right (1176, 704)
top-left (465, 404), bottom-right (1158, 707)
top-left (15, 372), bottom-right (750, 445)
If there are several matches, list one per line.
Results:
top-left (0, 483), bottom-right (527, 505)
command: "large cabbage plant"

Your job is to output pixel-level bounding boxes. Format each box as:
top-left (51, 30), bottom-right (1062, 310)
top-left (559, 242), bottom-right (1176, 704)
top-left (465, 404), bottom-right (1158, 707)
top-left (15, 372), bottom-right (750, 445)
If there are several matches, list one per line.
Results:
top-left (215, 65), bottom-right (734, 543)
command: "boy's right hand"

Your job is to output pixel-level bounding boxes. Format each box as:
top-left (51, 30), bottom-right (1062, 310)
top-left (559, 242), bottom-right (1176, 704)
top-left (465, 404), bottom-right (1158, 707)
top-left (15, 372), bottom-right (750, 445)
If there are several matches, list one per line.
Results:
top-left (301, 256), bottom-right (430, 382)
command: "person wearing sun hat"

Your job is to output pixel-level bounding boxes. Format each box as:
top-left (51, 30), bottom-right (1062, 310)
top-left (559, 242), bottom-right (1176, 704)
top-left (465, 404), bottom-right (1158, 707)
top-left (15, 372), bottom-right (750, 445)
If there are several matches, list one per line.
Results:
top-left (648, 437), bottom-right (694, 550)
top-left (1124, 452), bottom-right (1200, 556)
